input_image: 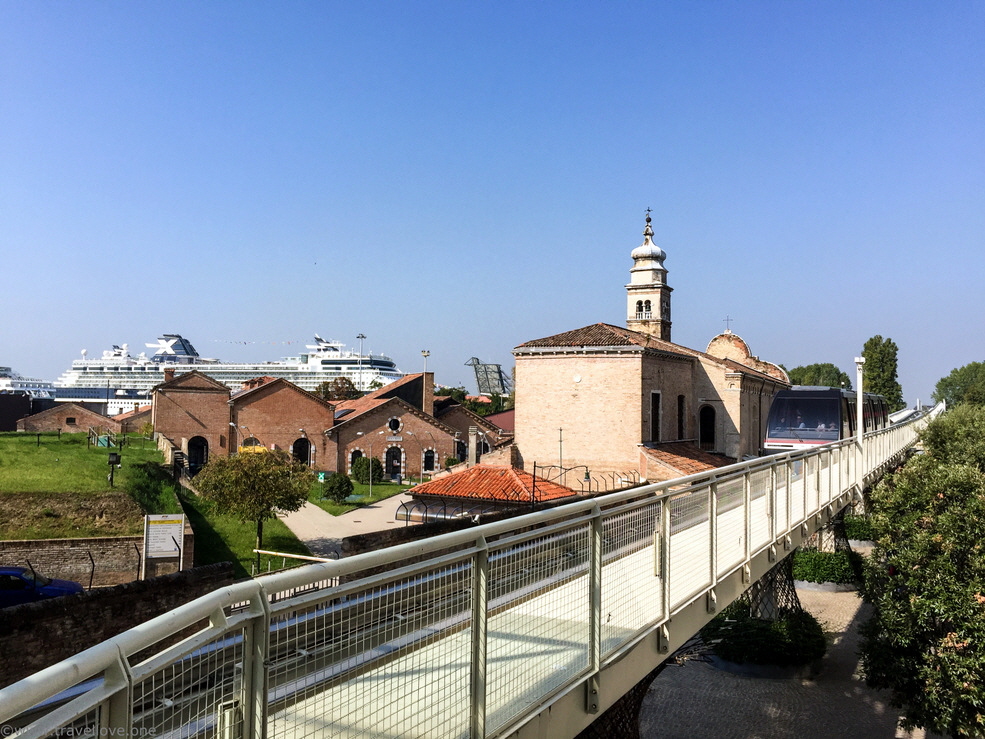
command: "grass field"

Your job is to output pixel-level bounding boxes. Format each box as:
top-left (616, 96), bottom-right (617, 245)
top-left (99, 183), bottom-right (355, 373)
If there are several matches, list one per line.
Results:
top-left (0, 431), bottom-right (311, 578)
top-left (0, 431), bottom-right (166, 494)
top-left (306, 479), bottom-right (409, 516)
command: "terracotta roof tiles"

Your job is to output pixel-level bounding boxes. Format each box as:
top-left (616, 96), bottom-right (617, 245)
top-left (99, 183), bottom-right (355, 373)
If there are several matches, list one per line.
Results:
top-left (410, 464), bottom-right (577, 504)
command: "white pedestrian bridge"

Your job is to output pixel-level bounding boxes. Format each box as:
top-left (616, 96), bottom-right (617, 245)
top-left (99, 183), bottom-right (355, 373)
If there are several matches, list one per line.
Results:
top-left (0, 404), bottom-right (943, 739)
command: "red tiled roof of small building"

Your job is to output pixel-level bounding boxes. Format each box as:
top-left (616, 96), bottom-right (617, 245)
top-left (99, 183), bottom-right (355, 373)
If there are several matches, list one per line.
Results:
top-left (642, 442), bottom-right (736, 477)
top-left (410, 464), bottom-right (577, 504)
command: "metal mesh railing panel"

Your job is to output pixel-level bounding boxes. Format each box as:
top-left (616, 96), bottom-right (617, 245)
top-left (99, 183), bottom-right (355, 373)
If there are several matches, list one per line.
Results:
top-left (485, 526), bottom-right (590, 733)
top-left (789, 460), bottom-right (806, 525)
top-left (668, 489), bottom-right (711, 610)
top-left (35, 706), bottom-right (102, 739)
top-left (715, 477), bottom-right (746, 575)
top-left (131, 630), bottom-right (245, 739)
top-left (748, 468), bottom-right (772, 551)
top-left (774, 466), bottom-right (789, 534)
top-left (805, 454), bottom-right (819, 514)
top-left (267, 562), bottom-right (473, 739)
top-left (600, 500), bottom-right (663, 656)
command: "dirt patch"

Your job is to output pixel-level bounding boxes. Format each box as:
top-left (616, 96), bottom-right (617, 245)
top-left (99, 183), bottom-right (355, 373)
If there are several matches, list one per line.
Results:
top-left (0, 492), bottom-right (144, 539)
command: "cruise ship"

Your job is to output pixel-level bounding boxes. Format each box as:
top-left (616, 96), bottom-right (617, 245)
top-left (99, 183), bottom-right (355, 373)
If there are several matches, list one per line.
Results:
top-left (0, 366), bottom-right (56, 399)
top-left (54, 334), bottom-right (405, 415)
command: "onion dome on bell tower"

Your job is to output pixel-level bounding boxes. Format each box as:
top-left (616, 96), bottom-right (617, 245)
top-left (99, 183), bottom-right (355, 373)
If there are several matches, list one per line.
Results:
top-left (626, 209), bottom-right (672, 341)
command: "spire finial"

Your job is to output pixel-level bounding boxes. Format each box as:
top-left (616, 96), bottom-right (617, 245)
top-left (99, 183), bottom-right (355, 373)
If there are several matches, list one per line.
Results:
top-left (643, 207), bottom-right (653, 237)
top-left (723, 315), bottom-right (734, 333)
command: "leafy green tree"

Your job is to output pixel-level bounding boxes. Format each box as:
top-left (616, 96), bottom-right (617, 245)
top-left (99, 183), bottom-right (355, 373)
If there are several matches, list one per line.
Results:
top-left (862, 335), bottom-right (905, 410)
top-left (786, 363), bottom-right (852, 389)
top-left (322, 471), bottom-right (354, 503)
top-left (435, 386), bottom-right (467, 403)
top-left (859, 407), bottom-right (985, 737)
top-left (194, 450), bottom-right (313, 561)
top-left (315, 377), bottom-right (362, 401)
top-left (350, 455), bottom-right (383, 485)
top-left (933, 362), bottom-right (985, 408)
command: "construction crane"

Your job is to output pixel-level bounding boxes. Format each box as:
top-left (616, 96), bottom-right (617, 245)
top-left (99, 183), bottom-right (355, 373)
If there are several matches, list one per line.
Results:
top-left (465, 357), bottom-right (512, 395)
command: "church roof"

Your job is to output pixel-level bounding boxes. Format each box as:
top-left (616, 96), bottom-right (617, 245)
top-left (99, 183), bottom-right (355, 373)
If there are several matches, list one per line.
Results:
top-left (514, 323), bottom-right (785, 383)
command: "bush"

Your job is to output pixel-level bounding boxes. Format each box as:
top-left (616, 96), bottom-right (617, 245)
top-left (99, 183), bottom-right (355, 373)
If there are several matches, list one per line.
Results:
top-left (444, 457), bottom-right (459, 469)
top-left (322, 472), bottom-right (354, 503)
top-left (350, 456), bottom-right (383, 485)
top-left (792, 548), bottom-right (863, 584)
top-left (701, 601), bottom-right (826, 666)
top-left (843, 513), bottom-right (874, 541)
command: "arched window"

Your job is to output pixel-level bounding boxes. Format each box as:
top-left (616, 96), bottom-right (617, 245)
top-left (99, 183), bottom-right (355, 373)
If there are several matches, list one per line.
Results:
top-left (423, 449), bottom-right (435, 472)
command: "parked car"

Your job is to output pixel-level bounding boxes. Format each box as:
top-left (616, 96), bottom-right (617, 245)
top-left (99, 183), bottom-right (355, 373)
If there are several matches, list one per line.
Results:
top-left (0, 566), bottom-right (84, 608)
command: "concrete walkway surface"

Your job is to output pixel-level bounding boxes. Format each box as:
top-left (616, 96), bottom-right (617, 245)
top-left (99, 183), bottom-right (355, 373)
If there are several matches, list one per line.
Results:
top-left (639, 587), bottom-right (947, 739)
top-left (278, 492), bottom-right (415, 558)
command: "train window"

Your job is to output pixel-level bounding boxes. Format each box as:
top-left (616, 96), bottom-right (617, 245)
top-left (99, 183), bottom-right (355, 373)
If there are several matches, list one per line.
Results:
top-left (766, 397), bottom-right (840, 442)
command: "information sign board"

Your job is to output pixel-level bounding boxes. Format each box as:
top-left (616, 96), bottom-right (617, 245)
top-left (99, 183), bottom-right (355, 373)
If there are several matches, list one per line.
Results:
top-left (144, 514), bottom-right (185, 559)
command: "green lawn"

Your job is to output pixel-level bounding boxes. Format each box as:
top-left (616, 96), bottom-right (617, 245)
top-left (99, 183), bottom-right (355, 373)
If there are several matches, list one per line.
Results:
top-left (0, 431), bottom-right (311, 579)
top-left (0, 431), bottom-right (165, 494)
top-left (306, 479), bottom-right (411, 516)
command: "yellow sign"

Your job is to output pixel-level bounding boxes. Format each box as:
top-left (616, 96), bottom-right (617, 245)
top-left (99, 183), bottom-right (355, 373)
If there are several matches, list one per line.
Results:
top-left (238, 445), bottom-right (269, 454)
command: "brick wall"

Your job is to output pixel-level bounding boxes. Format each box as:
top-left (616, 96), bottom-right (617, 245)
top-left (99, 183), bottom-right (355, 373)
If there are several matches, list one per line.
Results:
top-left (0, 562), bottom-right (235, 689)
top-left (0, 524), bottom-right (195, 587)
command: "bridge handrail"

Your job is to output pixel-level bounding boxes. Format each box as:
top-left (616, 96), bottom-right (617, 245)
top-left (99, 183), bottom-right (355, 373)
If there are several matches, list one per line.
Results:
top-left (0, 402), bottom-right (944, 739)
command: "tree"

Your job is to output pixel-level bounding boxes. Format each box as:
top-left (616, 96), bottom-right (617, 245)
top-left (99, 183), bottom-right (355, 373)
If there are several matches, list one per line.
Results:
top-left (859, 407), bottom-right (985, 738)
top-left (350, 455), bottom-right (383, 485)
top-left (786, 363), bottom-right (852, 390)
top-left (194, 450), bottom-right (313, 565)
top-left (435, 386), bottom-right (467, 403)
top-left (315, 377), bottom-right (362, 401)
top-left (322, 471), bottom-right (354, 504)
top-left (933, 362), bottom-right (985, 408)
top-left (862, 335), bottom-right (905, 410)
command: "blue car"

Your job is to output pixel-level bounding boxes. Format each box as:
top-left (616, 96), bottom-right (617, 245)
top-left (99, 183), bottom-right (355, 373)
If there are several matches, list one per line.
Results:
top-left (0, 566), bottom-right (84, 608)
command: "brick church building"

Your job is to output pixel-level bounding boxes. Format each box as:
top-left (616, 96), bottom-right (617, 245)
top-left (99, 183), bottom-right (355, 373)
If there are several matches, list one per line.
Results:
top-left (512, 212), bottom-right (789, 484)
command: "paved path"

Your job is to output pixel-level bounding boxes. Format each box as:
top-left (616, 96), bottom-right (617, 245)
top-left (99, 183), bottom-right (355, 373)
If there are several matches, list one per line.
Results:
top-left (639, 587), bottom-right (947, 739)
top-left (278, 492), bottom-right (416, 558)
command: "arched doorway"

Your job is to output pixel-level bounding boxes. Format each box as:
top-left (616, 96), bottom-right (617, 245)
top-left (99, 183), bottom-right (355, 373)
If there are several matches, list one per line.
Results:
top-left (292, 437), bottom-right (311, 465)
top-left (188, 436), bottom-right (208, 474)
top-left (385, 447), bottom-right (403, 480)
top-left (699, 406), bottom-right (716, 451)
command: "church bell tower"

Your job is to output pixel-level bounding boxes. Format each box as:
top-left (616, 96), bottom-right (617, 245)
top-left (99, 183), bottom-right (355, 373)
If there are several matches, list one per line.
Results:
top-left (626, 210), bottom-right (672, 341)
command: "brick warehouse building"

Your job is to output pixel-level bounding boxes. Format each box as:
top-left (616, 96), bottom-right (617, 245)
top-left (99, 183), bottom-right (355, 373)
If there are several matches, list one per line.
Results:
top-left (151, 369), bottom-right (509, 480)
top-left (512, 213), bottom-right (789, 484)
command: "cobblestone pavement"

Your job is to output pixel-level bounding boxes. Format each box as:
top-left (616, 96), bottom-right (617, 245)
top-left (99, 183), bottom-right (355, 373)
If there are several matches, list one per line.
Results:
top-left (639, 588), bottom-right (947, 739)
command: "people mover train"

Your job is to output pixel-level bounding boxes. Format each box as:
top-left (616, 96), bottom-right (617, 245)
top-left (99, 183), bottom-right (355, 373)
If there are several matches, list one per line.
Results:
top-left (763, 386), bottom-right (890, 452)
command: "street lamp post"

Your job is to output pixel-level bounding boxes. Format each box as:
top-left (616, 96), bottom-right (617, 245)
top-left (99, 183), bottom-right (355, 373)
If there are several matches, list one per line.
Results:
top-left (531, 462), bottom-right (591, 509)
top-left (855, 356), bottom-right (866, 489)
top-left (356, 430), bottom-right (384, 498)
top-left (357, 333), bottom-right (366, 391)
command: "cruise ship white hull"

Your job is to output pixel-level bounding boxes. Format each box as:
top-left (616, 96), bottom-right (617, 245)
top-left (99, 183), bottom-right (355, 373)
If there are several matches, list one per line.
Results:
top-left (53, 335), bottom-right (404, 415)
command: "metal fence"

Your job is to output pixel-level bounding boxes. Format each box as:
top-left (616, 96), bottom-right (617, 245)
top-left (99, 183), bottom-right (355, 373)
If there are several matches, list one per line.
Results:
top-left (0, 404), bottom-right (942, 739)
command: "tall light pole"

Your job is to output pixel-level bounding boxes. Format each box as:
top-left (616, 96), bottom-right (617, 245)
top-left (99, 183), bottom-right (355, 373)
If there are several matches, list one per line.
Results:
top-left (356, 430), bottom-right (384, 498)
top-left (357, 333), bottom-right (366, 391)
top-left (855, 356), bottom-right (866, 490)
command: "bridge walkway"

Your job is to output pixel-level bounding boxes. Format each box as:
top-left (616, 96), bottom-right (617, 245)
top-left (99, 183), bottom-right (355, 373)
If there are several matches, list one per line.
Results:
top-left (0, 405), bottom-right (942, 739)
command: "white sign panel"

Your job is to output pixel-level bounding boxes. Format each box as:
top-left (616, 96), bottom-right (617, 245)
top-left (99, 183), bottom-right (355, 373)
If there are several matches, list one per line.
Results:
top-left (144, 514), bottom-right (185, 559)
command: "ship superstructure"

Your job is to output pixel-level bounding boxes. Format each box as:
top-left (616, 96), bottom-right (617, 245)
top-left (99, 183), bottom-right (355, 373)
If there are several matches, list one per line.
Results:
top-left (54, 334), bottom-right (404, 415)
top-left (0, 367), bottom-right (56, 399)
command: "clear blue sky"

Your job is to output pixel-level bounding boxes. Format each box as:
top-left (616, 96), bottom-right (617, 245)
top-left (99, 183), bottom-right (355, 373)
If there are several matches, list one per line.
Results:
top-left (2, 2), bottom-right (982, 403)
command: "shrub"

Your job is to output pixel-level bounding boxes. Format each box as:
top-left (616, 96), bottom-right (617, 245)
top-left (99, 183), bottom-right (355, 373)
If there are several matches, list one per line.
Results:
top-left (323, 472), bottom-right (354, 503)
top-left (351, 456), bottom-right (383, 485)
top-left (843, 513), bottom-right (874, 541)
top-left (701, 601), bottom-right (826, 666)
top-left (792, 548), bottom-right (862, 584)
top-left (444, 457), bottom-right (459, 469)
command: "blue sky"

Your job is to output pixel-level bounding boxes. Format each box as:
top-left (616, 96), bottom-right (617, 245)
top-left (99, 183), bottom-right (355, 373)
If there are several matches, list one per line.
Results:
top-left (2, 2), bottom-right (982, 403)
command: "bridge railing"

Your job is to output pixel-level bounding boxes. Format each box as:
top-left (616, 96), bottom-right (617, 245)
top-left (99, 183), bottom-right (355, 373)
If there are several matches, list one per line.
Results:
top-left (0, 403), bottom-right (943, 739)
